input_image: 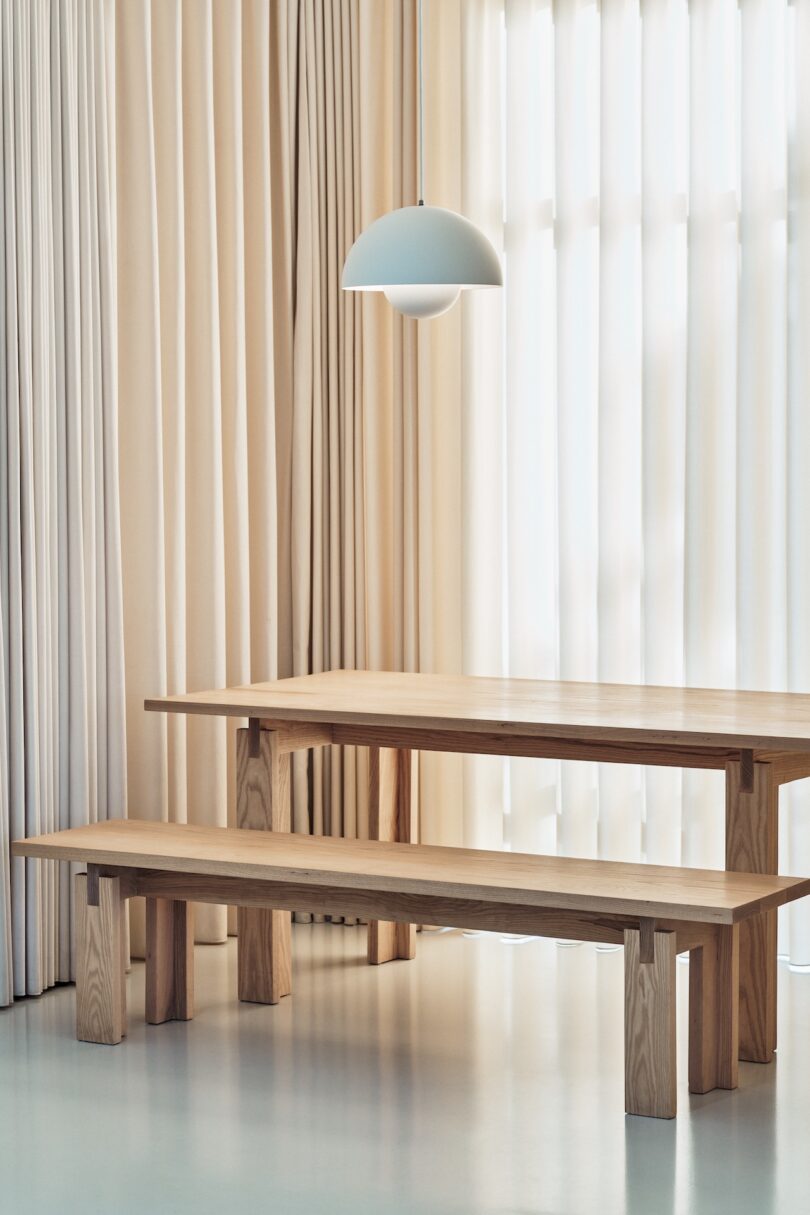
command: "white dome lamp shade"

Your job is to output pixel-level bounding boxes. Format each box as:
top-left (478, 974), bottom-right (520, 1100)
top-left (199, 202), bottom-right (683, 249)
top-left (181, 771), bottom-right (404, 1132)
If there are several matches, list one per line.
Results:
top-left (341, 0), bottom-right (502, 320)
top-left (342, 204), bottom-right (503, 319)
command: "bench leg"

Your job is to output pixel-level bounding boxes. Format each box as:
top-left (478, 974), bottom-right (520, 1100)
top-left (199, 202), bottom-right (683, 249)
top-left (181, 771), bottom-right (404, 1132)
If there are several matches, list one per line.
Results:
top-left (624, 928), bottom-right (677, 1118)
top-left (146, 897), bottom-right (194, 1024)
top-left (237, 906), bottom-right (292, 1005)
top-left (725, 759), bottom-right (778, 1063)
top-left (76, 873), bottom-right (127, 1045)
top-left (688, 924), bottom-right (739, 1094)
top-left (368, 747), bottom-right (417, 964)
top-left (236, 727), bottom-right (292, 1003)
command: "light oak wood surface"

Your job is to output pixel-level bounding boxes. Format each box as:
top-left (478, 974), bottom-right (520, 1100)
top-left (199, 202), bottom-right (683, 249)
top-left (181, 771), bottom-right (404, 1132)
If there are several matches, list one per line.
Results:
top-left (75, 873), bottom-right (126, 1045)
top-left (368, 747), bottom-right (417, 963)
top-left (235, 727), bottom-right (292, 1005)
top-left (87, 870), bottom-right (713, 952)
top-left (624, 929), bottom-right (677, 1118)
top-left (145, 897), bottom-right (194, 1024)
top-left (14, 820), bottom-right (810, 926)
top-left (145, 670), bottom-right (810, 754)
top-left (725, 759), bottom-right (779, 1063)
top-left (688, 925), bottom-right (739, 1095)
top-left (31, 822), bottom-right (809, 1117)
top-left (146, 672), bottom-right (810, 1056)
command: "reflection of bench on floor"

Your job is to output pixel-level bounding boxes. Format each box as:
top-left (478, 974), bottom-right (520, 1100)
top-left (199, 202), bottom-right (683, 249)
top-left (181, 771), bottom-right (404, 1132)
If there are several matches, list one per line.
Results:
top-left (13, 820), bottom-right (810, 1118)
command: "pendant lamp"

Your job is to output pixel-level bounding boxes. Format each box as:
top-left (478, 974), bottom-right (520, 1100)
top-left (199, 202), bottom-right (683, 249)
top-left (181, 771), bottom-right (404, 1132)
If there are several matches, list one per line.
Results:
top-left (342, 0), bottom-right (502, 319)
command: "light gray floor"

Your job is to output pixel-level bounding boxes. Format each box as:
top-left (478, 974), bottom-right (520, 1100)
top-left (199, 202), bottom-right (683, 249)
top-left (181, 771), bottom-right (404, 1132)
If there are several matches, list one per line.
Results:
top-left (2, 925), bottom-right (810, 1215)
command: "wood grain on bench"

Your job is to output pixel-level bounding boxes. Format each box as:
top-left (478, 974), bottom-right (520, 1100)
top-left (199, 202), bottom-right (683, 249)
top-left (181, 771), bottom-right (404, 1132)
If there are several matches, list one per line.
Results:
top-left (14, 820), bottom-right (810, 1119)
top-left (13, 819), bottom-right (810, 925)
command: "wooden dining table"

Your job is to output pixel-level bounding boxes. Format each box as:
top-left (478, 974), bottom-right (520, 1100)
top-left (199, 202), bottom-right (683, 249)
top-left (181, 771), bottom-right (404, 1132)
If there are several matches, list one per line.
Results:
top-left (146, 669), bottom-right (810, 1066)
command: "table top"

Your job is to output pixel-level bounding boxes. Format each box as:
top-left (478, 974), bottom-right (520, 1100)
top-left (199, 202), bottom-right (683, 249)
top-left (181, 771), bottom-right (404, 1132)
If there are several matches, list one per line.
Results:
top-left (145, 670), bottom-right (810, 753)
top-left (13, 819), bottom-right (810, 923)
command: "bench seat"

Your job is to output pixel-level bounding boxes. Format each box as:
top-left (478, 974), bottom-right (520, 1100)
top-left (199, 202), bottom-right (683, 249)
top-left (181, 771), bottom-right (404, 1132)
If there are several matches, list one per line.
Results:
top-left (13, 820), bottom-right (810, 1118)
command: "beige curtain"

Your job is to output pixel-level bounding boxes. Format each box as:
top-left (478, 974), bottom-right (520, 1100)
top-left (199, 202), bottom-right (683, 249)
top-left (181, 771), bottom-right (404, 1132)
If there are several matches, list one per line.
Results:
top-left (282, 0), bottom-right (465, 851)
top-left (117, 0), bottom-right (276, 945)
top-left (116, 0), bottom-right (464, 949)
top-left (0, 0), bottom-right (125, 1006)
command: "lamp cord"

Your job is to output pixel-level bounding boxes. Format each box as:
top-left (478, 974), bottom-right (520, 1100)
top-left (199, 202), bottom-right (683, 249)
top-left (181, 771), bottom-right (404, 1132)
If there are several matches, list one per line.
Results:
top-left (418, 0), bottom-right (425, 205)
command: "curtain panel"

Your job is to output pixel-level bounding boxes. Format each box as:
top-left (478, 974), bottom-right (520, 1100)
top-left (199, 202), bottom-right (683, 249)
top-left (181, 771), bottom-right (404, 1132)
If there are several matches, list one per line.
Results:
top-left (0, 0), bottom-right (125, 1006)
top-left (115, 0), bottom-right (464, 947)
top-left (456, 0), bottom-right (810, 963)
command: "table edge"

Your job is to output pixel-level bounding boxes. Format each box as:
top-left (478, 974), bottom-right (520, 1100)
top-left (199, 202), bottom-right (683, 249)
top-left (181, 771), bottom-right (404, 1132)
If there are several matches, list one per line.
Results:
top-left (143, 697), bottom-right (810, 754)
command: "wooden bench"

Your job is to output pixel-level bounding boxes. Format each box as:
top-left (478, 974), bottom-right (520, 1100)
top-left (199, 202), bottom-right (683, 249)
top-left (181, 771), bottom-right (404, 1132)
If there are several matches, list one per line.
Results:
top-left (13, 820), bottom-right (810, 1118)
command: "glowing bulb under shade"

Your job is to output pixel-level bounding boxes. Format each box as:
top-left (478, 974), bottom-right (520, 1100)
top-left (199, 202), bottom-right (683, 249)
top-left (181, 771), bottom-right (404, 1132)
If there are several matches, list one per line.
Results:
top-left (383, 284), bottom-right (461, 319)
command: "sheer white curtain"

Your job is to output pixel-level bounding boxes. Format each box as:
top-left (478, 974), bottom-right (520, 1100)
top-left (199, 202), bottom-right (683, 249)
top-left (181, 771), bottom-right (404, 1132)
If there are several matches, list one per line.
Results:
top-left (458, 0), bottom-right (810, 963)
top-left (0, 0), bottom-right (125, 1005)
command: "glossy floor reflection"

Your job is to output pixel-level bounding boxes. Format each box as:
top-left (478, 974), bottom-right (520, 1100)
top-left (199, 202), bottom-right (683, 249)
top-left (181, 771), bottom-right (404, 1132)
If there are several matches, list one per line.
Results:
top-left (2, 925), bottom-right (810, 1214)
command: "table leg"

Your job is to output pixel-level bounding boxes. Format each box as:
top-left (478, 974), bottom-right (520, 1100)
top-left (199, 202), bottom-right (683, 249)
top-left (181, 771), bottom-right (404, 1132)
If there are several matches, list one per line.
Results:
top-left (725, 759), bottom-right (779, 1063)
top-left (236, 727), bottom-right (292, 1003)
top-left (368, 746), bottom-right (417, 964)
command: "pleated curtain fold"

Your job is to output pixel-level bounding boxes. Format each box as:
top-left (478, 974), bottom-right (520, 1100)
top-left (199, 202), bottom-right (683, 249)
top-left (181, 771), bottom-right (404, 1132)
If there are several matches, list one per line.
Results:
top-left (456, 0), bottom-right (810, 963)
top-left (6, 0), bottom-right (810, 999)
top-left (115, 1), bottom-right (463, 947)
top-left (0, 0), bottom-right (125, 1005)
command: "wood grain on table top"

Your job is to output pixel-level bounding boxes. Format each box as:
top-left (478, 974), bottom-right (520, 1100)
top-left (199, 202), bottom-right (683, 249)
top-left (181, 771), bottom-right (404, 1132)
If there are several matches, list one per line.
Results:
top-left (144, 670), bottom-right (810, 753)
top-left (13, 819), bottom-right (810, 925)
